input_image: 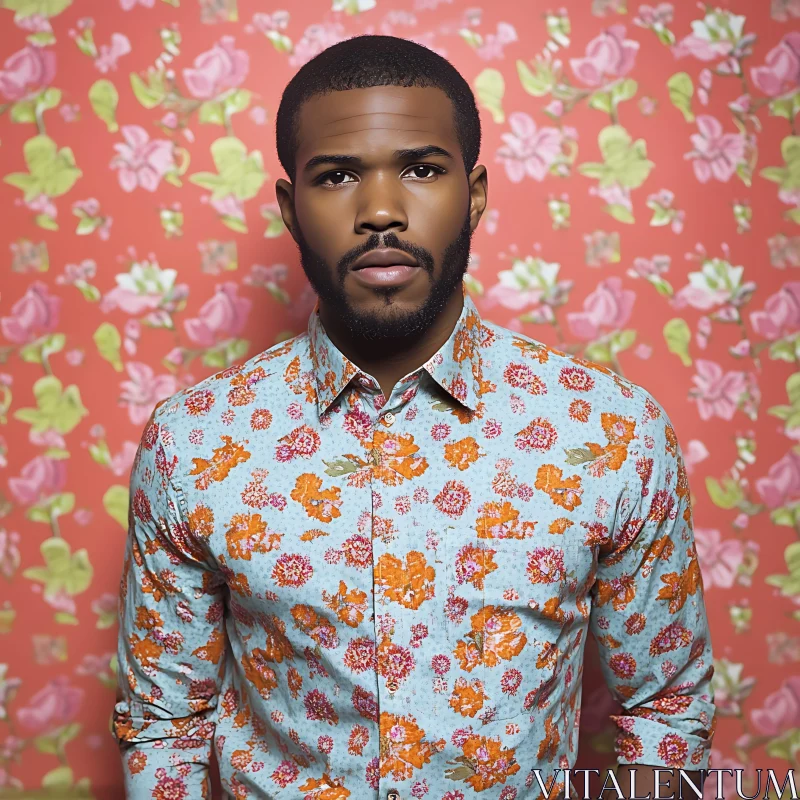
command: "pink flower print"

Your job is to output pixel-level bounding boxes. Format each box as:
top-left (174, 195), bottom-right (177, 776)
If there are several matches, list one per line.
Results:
top-left (682, 439), bottom-right (709, 474)
top-left (0, 282), bottom-right (60, 344)
top-left (183, 36), bottom-right (249, 99)
top-left (475, 22), bottom-right (518, 60)
top-left (95, 33), bottom-right (131, 73)
top-left (685, 115), bottom-right (746, 182)
top-left (288, 23), bottom-right (347, 69)
top-left (755, 451), bottom-right (800, 510)
top-left (694, 528), bottom-right (744, 589)
top-left (750, 677), bottom-right (800, 737)
top-left (0, 46), bottom-right (56, 101)
top-left (566, 276), bottom-right (635, 340)
top-left (183, 282), bottom-right (252, 347)
top-left (688, 359), bottom-right (748, 421)
top-left (16, 677), bottom-right (84, 735)
top-left (110, 125), bottom-right (175, 192)
top-left (772, 0), bottom-right (800, 21)
top-left (569, 24), bottom-right (639, 86)
top-left (495, 112), bottom-right (562, 183)
top-left (8, 456), bottom-right (66, 506)
top-left (751, 32), bottom-right (800, 97)
top-left (749, 282), bottom-right (800, 341)
top-left (119, 362), bottom-right (178, 426)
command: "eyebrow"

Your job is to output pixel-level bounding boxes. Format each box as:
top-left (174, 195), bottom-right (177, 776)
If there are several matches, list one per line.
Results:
top-left (302, 145), bottom-right (454, 174)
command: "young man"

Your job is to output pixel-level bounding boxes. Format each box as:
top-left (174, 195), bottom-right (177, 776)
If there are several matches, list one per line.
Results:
top-left (114, 35), bottom-right (716, 800)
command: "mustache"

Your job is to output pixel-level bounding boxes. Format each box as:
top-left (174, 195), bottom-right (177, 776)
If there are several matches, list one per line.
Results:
top-left (337, 232), bottom-right (434, 280)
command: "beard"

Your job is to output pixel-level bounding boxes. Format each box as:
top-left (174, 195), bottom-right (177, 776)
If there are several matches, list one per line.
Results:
top-left (294, 208), bottom-right (473, 343)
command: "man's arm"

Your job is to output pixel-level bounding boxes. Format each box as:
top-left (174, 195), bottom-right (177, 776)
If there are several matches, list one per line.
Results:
top-left (588, 390), bottom-right (717, 794)
top-left (114, 407), bottom-right (226, 799)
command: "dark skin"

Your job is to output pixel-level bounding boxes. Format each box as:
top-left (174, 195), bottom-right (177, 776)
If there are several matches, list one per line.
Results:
top-left (275, 84), bottom-right (488, 400)
top-left (274, 85), bottom-right (702, 798)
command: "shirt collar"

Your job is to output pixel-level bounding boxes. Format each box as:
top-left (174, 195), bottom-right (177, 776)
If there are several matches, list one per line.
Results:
top-left (307, 283), bottom-right (491, 418)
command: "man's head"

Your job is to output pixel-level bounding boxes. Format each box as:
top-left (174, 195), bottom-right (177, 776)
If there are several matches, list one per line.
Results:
top-left (274, 35), bottom-right (487, 346)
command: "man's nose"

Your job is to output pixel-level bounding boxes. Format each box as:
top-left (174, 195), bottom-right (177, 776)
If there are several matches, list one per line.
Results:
top-left (354, 174), bottom-right (408, 234)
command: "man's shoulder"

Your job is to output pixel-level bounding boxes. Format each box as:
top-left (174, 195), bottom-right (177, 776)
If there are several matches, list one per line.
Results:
top-left (149, 330), bottom-right (310, 431)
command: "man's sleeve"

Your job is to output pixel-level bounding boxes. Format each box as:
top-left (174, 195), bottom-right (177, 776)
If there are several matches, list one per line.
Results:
top-left (588, 390), bottom-right (717, 770)
top-left (113, 406), bottom-right (226, 799)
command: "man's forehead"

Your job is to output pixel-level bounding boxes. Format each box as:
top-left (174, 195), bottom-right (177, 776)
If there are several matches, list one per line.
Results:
top-left (296, 85), bottom-right (457, 153)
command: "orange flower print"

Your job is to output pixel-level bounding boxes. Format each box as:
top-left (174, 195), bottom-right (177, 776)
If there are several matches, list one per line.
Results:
top-left (649, 621), bottom-right (694, 656)
top-left (189, 435), bottom-right (251, 490)
top-left (444, 732), bottom-right (520, 791)
top-left (272, 552), bottom-right (313, 588)
top-left (227, 366), bottom-right (269, 407)
top-left (537, 711), bottom-right (561, 762)
top-left (290, 473), bottom-right (342, 523)
top-left (511, 336), bottom-right (551, 364)
top-left (282, 355), bottom-right (317, 404)
top-left (566, 412), bottom-right (636, 478)
top-left (184, 388), bottom-right (215, 416)
top-left (378, 712), bottom-right (446, 781)
top-left (548, 518), bottom-right (573, 535)
top-left (444, 436), bottom-right (484, 470)
top-left (455, 605), bottom-right (527, 672)
top-left (261, 615), bottom-right (295, 663)
top-left (595, 574), bottom-right (637, 612)
top-left (375, 551), bottom-right (435, 610)
top-left (568, 398), bottom-right (591, 422)
top-left (225, 513), bottom-right (282, 561)
top-left (290, 605), bottom-right (340, 649)
top-left (130, 633), bottom-right (164, 670)
top-left (371, 430), bottom-right (429, 485)
top-left (514, 417), bottom-right (558, 452)
top-left (188, 503), bottom-right (214, 539)
top-left (240, 649), bottom-right (278, 700)
top-left (657, 559), bottom-right (702, 614)
top-left (322, 580), bottom-right (368, 627)
top-left (534, 464), bottom-right (583, 510)
top-left (376, 635), bottom-right (415, 685)
top-left (527, 546), bottom-right (567, 584)
top-left (454, 543), bottom-right (498, 590)
top-left (192, 628), bottom-right (225, 664)
top-left (276, 424), bottom-right (321, 462)
top-left (475, 500), bottom-right (536, 540)
top-left (449, 676), bottom-right (487, 717)
top-left (297, 772), bottom-right (351, 800)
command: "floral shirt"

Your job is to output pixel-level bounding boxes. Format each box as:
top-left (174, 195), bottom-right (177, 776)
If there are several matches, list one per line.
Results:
top-left (113, 286), bottom-right (716, 800)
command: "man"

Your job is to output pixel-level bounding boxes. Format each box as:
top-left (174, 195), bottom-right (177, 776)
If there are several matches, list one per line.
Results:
top-left (114, 34), bottom-right (716, 800)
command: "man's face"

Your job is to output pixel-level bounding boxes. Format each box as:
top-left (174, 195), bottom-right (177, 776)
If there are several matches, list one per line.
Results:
top-left (276, 85), bottom-right (487, 341)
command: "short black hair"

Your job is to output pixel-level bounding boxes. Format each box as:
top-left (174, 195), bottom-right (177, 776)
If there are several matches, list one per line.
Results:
top-left (275, 34), bottom-right (481, 183)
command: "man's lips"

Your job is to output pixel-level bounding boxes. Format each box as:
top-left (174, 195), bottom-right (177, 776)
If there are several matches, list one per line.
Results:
top-left (350, 248), bottom-right (418, 271)
top-left (350, 264), bottom-right (420, 287)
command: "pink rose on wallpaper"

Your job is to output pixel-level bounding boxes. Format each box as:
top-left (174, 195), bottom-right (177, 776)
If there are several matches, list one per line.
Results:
top-left (184, 282), bottom-right (252, 347)
top-left (183, 36), bottom-right (249, 99)
top-left (95, 32), bottom-right (131, 73)
top-left (8, 456), bottom-right (67, 506)
top-left (772, 0), bottom-right (800, 21)
top-left (694, 528), bottom-right (743, 589)
top-left (688, 359), bottom-right (747, 421)
top-left (569, 25), bottom-right (639, 86)
top-left (749, 282), bottom-right (800, 341)
top-left (0, 46), bottom-right (56, 101)
top-left (755, 451), bottom-right (800, 509)
top-left (683, 439), bottom-right (709, 474)
top-left (289, 23), bottom-right (347, 68)
top-left (110, 441), bottom-right (138, 477)
top-left (685, 115), bottom-right (746, 183)
top-left (110, 125), bottom-right (175, 192)
top-left (0, 282), bottom-right (60, 344)
top-left (16, 677), bottom-right (84, 735)
top-left (119, 362), bottom-right (178, 426)
top-left (751, 32), bottom-right (800, 96)
top-left (566, 277), bottom-right (635, 340)
top-left (750, 676), bottom-right (800, 737)
top-left (495, 112), bottom-right (563, 183)
top-left (475, 22), bottom-right (518, 60)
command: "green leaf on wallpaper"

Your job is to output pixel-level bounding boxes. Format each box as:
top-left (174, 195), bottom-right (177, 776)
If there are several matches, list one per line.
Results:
top-left (584, 341), bottom-right (611, 363)
top-left (224, 88), bottom-right (251, 116)
top-left (2, 0), bottom-right (72, 18)
top-left (588, 91), bottom-right (612, 114)
top-left (130, 70), bottom-right (166, 109)
top-left (787, 208), bottom-right (800, 225)
top-left (663, 318), bottom-right (692, 366)
top-left (705, 475), bottom-right (743, 510)
top-left (20, 332), bottom-right (65, 364)
top-left (199, 100), bottom-right (225, 125)
top-left (578, 125), bottom-right (654, 189)
top-left (769, 92), bottom-right (800, 121)
top-left (220, 214), bottom-right (248, 233)
top-left (36, 212), bottom-right (59, 230)
top-left (4, 135), bottom-right (82, 201)
top-left (516, 58), bottom-right (555, 97)
top-left (766, 541), bottom-right (800, 597)
top-left (760, 136), bottom-right (800, 191)
top-left (190, 136), bottom-right (266, 201)
top-left (604, 204), bottom-right (635, 224)
top-left (10, 99), bottom-right (36, 123)
top-left (611, 78), bottom-right (638, 105)
top-left (13, 375), bottom-right (88, 434)
top-left (23, 537), bottom-right (93, 598)
top-left (37, 87), bottom-right (61, 112)
top-left (667, 72), bottom-right (695, 123)
top-left (103, 485), bottom-right (129, 530)
top-left (89, 79), bottom-right (119, 133)
top-left (93, 322), bottom-right (123, 371)
top-left (474, 69), bottom-right (505, 124)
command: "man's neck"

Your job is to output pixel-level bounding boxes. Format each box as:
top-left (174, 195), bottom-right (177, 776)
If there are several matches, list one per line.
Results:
top-left (318, 287), bottom-right (465, 400)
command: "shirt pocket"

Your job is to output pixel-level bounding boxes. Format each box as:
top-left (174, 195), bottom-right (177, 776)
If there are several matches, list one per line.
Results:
top-left (442, 528), bottom-right (579, 724)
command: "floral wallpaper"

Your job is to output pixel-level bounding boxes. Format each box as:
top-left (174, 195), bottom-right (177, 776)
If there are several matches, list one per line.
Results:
top-left (1, 0), bottom-right (799, 796)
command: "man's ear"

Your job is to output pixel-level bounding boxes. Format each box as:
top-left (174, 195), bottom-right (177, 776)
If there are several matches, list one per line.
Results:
top-left (275, 178), bottom-right (298, 242)
top-left (467, 164), bottom-right (488, 233)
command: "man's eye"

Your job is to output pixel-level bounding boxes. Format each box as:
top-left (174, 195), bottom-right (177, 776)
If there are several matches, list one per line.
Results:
top-left (319, 171), bottom-right (355, 186)
top-left (405, 165), bottom-right (444, 179)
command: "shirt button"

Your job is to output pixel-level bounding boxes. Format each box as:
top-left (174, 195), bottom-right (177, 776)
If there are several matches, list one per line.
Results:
top-left (383, 412), bottom-right (395, 426)
top-left (387, 790), bottom-right (401, 800)
top-left (386, 678), bottom-right (399, 694)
